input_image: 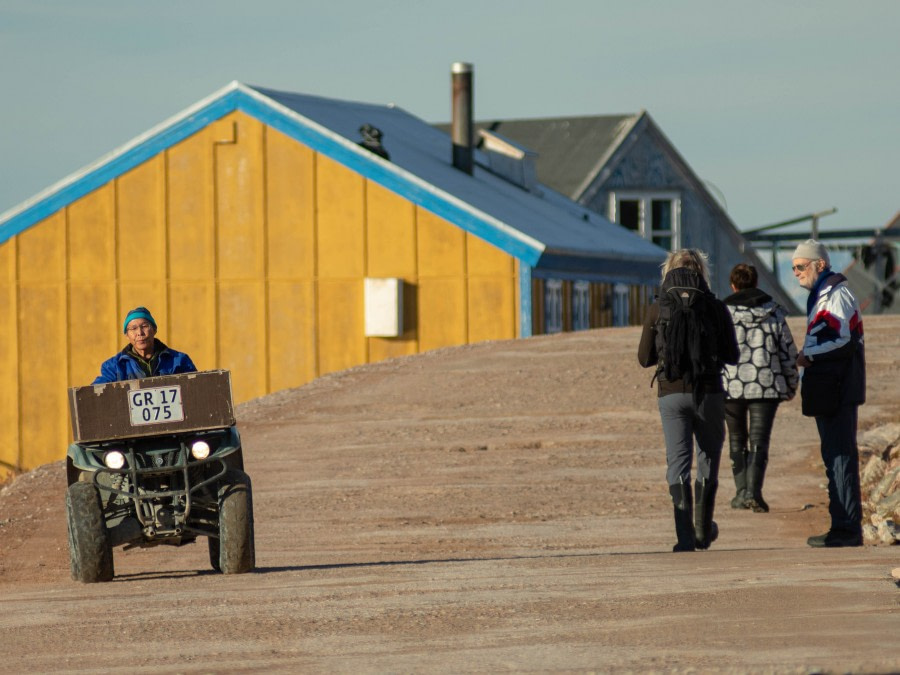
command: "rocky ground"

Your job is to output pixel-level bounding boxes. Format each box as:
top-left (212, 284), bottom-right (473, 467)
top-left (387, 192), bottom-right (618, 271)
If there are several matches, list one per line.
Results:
top-left (0, 316), bottom-right (898, 673)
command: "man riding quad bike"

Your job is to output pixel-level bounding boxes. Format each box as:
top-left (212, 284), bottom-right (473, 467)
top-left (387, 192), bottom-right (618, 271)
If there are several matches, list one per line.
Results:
top-left (65, 308), bottom-right (254, 582)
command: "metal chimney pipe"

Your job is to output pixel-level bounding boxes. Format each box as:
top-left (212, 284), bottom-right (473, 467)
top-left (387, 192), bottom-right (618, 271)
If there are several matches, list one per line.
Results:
top-left (451, 62), bottom-right (474, 174)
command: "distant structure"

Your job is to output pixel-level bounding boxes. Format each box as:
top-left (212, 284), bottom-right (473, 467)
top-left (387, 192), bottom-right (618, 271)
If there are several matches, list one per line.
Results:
top-left (843, 211), bottom-right (900, 314)
top-left (437, 113), bottom-right (799, 312)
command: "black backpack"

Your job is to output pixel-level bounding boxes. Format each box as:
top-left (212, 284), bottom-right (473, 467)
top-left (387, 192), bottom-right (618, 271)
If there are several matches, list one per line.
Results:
top-left (654, 268), bottom-right (721, 387)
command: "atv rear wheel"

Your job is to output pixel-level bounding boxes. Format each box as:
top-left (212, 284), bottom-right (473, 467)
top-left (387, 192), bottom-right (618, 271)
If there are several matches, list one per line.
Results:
top-left (66, 482), bottom-right (114, 583)
top-left (215, 469), bottom-right (255, 574)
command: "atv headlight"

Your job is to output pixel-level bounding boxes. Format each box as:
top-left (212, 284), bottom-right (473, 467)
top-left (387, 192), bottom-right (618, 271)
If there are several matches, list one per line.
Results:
top-left (104, 450), bottom-right (126, 469)
top-left (191, 440), bottom-right (211, 460)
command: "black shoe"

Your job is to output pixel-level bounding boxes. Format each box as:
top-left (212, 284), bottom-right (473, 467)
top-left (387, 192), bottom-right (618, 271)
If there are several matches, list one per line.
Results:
top-left (694, 478), bottom-right (719, 550)
top-left (670, 480), bottom-right (696, 552)
top-left (731, 489), bottom-right (750, 509)
top-left (807, 531), bottom-right (863, 548)
top-left (744, 493), bottom-right (769, 513)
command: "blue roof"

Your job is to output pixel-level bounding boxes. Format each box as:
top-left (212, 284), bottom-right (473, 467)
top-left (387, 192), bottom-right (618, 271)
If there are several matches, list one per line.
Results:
top-left (0, 82), bottom-right (666, 284)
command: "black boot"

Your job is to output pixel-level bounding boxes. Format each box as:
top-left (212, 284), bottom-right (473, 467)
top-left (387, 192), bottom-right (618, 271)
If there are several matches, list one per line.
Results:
top-left (669, 479), bottom-right (695, 552)
top-left (744, 449), bottom-right (769, 513)
top-left (729, 441), bottom-right (749, 509)
top-left (694, 477), bottom-right (719, 550)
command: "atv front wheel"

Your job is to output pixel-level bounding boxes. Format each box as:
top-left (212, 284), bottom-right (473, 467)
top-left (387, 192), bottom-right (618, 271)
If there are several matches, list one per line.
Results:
top-left (215, 469), bottom-right (255, 574)
top-left (66, 482), bottom-right (114, 583)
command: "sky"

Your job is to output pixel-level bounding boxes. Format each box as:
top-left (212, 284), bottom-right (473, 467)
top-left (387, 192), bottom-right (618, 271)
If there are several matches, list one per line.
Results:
top-left (1, 0), bottom-right (898, 240)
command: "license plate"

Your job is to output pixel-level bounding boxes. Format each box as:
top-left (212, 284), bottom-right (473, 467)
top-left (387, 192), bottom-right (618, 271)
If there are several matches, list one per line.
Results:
top-left (128, 385), bottom-right (185, 426)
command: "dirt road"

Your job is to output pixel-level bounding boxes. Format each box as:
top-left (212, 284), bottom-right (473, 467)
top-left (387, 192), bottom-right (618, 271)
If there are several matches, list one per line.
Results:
top-left (1, 317), bottom-right (898, 673)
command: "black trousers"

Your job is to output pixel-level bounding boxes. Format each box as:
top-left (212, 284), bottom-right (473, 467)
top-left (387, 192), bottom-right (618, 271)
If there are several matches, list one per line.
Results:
top-left (815, 404), bottom-right (863, 535)
top-left (724, 399), bottom-right (780, 454)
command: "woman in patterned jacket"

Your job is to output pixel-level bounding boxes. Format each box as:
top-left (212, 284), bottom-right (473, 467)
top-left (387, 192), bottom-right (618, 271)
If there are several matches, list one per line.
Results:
top-left (722, 264), bottom-right (799, 512)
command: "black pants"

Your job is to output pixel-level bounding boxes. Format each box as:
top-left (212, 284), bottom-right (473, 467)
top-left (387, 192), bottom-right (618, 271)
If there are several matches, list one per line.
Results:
top-left (724, 399), bottom-right (779, 454)
top-left (815, 404), bottom-right (863, 535)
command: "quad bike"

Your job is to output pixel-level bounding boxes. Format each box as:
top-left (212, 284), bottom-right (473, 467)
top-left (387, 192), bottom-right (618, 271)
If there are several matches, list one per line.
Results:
top-left (65, 370), bottom-right (254, 583)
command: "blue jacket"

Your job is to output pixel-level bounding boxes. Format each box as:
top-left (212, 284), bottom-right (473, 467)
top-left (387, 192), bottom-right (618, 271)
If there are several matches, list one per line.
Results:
top-left (93, 340), bottom-right (197, 384)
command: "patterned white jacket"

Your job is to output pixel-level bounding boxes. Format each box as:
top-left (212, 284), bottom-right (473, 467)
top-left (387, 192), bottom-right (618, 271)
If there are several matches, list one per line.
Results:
top-left (721, 288), bottom-right (799, 401)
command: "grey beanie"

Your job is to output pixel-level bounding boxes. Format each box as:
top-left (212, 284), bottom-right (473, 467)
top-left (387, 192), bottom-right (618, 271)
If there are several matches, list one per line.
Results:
top-left (792, 239), bottom-right (830, 266)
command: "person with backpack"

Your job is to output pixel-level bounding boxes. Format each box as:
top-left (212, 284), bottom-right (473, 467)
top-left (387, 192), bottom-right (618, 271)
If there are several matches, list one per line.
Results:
top-left (722, 263), bottom-right (799, 513)
top-left (638, 249), bottom-right (739, 552)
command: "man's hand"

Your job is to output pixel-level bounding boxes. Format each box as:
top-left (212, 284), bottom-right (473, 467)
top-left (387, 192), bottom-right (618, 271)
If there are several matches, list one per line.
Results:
top-left (797, 352), bottom-right (813, 368)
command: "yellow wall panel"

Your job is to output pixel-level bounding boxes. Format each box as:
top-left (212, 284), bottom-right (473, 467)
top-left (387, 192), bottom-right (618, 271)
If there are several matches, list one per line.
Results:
top-left (368, 336), bottom-right (417, 363)
top-left (117, 156), bottom-right (166, 280)
top-left (366, 181), bottom-right (417, 278)
top-left (467, 233), bottom-right (514, 277)
top-left (168, 127), bottom-right (215, 280)
top-left (218, 281), bottom-right (267, 401)
top-left (267, 129), bottom-right (315, 280)
top-left (317, 155), bottom-right (364, 279)
top-left (0, 276), bottom-right (19, 473)
top-left (68, 283), bottom-right (117, 386)
top-left (68, 184), bottom-right (115, 281)
top-left (267, 280), bottom-right (317, 392)
top-left (118, 283), bottom-right (168, 331)
top-left (417, 208), bottom-right (465, 278)
top-left (317, 279), bottom-right (364, 375)
top-left (18, 285), bottom-right (68, 468)
top-left (216, 112), bottom-right (265, 281)
top-left (468, 277), bottom-right (516, 343)
top-left (0, 238), bottom-right (13, 282)
top-left (418, 278), bottom-right (467, 351)
top-left (18, 211), bottom-right (66, 283)
top-left (168, 282), bottom-right (217, 371)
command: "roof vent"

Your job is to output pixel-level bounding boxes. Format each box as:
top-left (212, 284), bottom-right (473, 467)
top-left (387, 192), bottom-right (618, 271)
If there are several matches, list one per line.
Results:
top-left (358, 124), bottom-right (390, 161)
top-left (478, 129), bottom-right (540, 193)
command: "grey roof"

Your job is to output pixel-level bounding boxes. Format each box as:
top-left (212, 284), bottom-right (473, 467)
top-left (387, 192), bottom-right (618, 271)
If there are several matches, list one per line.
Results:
top-left (435, 115), bottom-right (638, 200)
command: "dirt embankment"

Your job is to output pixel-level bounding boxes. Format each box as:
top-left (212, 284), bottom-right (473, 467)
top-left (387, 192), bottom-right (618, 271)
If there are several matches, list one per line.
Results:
top-left (0, 316), bottom-right (898, 673)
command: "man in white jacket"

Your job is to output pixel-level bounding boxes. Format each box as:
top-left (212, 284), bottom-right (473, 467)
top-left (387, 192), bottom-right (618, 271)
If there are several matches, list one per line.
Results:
top-left (792, 240), bottom-right (866, 547)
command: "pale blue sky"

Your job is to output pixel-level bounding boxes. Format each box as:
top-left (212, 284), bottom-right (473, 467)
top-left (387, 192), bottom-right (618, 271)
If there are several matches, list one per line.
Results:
top-left (1, 0), bottom-right (897, 236)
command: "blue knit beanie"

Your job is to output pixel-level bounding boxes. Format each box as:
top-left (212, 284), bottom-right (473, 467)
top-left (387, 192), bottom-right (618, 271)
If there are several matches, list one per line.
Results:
top-left (122, 307), bottom-right (157, 334)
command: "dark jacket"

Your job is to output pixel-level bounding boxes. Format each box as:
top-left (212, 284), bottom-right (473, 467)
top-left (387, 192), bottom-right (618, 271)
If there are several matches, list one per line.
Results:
top-left (93, 339), bottom-right (197, 384)
top-left (638, 273), bottom-right (739, 397)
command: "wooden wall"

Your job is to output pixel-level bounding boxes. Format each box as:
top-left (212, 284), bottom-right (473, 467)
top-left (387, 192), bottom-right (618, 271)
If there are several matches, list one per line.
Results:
top-left (0, 111), bottom-right (518, 475)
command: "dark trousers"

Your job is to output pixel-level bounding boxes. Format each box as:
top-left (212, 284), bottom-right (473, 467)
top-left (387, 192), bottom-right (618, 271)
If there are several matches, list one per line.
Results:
top-left (724, 399), bottom-right (779, 454)
top-left (815, 405), bottom-right (863, 535)
top-left (658, 392), bottom-right (725, 486)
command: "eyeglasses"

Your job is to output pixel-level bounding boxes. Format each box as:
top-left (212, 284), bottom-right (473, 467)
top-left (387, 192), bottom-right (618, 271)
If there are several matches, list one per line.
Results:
top-left (126, 323), bottom-right (153, 334)
top-left (791, 261), bottom-right (817, 272)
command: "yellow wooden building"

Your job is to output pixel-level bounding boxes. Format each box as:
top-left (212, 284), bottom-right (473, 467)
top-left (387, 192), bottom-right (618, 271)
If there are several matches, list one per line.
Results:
top-left (0, 81), bottom-right (664, 476)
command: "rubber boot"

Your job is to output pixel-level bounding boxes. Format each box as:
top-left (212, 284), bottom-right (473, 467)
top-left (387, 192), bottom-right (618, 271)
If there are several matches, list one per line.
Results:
top-left (729, 441), bottom-right (749, 509)
top-left (669, 478), bottom-right (695, 552)
top-left (744, 449), bottom-right (769, 513)
top-left (694, 477), bottom-right (719, 550)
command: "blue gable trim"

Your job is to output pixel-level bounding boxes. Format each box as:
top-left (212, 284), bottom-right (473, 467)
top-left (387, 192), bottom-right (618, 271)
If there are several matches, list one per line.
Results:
top-left (0, 85), bottom-right (544, 267)
top-left (0, 91), bottom-right (241, 243)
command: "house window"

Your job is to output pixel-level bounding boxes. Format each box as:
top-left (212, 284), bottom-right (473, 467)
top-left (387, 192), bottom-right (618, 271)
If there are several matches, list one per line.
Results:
top-left (572, 281), bottom-right (591, 331)
top-left (610, 192), bottom-right (681, 251)
top-left (544, 279), bottom-right (563, 334)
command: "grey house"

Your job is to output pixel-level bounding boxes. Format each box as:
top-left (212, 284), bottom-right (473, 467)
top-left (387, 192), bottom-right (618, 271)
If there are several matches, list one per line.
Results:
top-left (440, 113), bottom-right (800, 313)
